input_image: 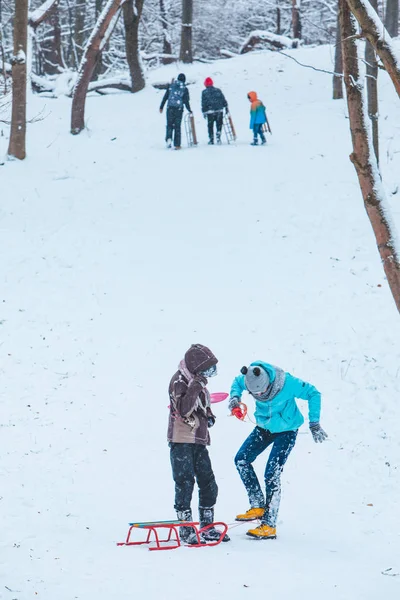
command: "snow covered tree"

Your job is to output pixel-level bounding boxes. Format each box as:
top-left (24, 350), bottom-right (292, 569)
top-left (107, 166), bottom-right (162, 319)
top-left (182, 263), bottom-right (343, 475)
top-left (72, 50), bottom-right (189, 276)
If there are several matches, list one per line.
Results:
top-left (292, 0), bottom-right (302, 39)
top-left (8, 0), bottom-right (28, 160)
top-left (93, 0), bottom-right (106, 79)
top-left (71, 0), bottom-right (126, 134)
top-left (123, 0), bottom-right (145, 92)
top-left (333, 2), bottom-right (344, 99)
top-left (179, 0), bottom-right (192, 63)
top-left (28, 0), bottom-right (59, 28)
top-left (74, 0), bottom-right (87, 62)
top-left (384, 0), bottom-right (399, 37)
top-left (346, 0), bottom-right (400, 98)
top-left (29, 0), bottom-right (62, 76)
top-left (2, 0), bottom-right (379, 101)
top-left (0, 0), bottom-right (352, 86)
top-left (0, 9), bottom-right (8, 94)
top-left (159, 0), bottom-right (173, 62)
top-left (340, 0), bottom-right (400, 313)
top-left (365, 0), bottom-right (379, 163)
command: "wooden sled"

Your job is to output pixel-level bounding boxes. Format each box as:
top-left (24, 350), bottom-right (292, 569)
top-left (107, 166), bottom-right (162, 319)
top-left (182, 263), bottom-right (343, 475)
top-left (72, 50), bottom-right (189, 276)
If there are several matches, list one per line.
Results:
top-left (184, 113), bottom-right (198, 147)
top-left (222, 112), bottom-right (237, 143)
top-left (262, 114), bottom-right (272, 134)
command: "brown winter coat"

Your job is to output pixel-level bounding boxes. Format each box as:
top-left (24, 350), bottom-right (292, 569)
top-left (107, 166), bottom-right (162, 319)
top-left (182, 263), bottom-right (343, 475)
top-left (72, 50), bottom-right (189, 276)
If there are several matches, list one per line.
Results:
top-left (167, 344), bottom-right (218, 446)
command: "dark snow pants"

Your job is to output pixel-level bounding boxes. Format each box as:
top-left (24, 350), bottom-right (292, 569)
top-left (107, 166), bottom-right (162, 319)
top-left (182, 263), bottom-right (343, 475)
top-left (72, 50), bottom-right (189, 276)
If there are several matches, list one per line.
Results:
top-left (166, 106), bottom-right (183, 147)
top-left (207, 112), bottom-right (223, 141)
top-left (234, 427), bottom-right (297, 527)
top-left (170, 442), bottom-right (218, 511)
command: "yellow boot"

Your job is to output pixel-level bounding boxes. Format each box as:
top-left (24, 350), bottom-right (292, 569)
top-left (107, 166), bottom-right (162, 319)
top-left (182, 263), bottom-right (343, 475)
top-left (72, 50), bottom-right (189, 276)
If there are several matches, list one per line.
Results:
top-left (246, 524), bottom-right (277, 539)
top-left (235, 507), bottom-right (264, 521)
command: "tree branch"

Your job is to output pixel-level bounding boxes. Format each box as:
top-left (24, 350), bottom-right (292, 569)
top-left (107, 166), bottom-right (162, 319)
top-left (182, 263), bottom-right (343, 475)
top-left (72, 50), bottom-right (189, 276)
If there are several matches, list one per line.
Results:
top-left (345, 0), bottom-right (400, 98)
top-left (28, 0), bottom-right (59, 29)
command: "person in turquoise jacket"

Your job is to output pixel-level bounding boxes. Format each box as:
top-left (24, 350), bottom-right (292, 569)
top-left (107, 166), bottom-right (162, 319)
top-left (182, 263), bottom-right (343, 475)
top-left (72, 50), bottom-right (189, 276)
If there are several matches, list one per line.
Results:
top-left (229, 361), bottom-right (328, 539)
top-left (248, 91), bottom-right (267, 146)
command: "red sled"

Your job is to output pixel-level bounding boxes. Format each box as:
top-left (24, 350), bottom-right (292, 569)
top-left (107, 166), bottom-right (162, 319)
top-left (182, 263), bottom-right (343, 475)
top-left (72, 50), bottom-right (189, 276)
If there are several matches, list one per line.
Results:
top-left (117, 520), bottom-right (228, 551)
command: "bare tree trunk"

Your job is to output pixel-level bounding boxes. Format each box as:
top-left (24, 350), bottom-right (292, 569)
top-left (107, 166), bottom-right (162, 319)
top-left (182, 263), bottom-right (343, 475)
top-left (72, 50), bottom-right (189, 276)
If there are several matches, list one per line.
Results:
top-left (71, 0), bottom-right (124, 135)
top-left (160, 0), bottom-right (173, 63)
top-left (346, 0), bottom-right (400, 98)
top-left (8, 0), bottom-right (28, 160)
top-left (52, 5), bottom-right (63, 68)
top-left (42, 4), bottom-right (63, 74)
top-left (179, 0), bottom-right (193, 63)
top-left (340, 0), bottom-right (400, 313)
top-left (122, 0), bottom-right (145, 92)
top-left (384, 0), bottom-right (399, 38)
top-left (292, 0), bottom-right (302, 39)
top-left (276, 6), bottom-right (281, 35)
top-left (365, 0), bottom-right (379, 163)
top-left (333, 3), bottom-right (343, 99)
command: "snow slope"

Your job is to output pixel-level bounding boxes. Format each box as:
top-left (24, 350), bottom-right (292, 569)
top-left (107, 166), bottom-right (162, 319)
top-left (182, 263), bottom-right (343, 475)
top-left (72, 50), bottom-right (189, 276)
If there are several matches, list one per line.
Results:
top-left (1, 44), bottom-right (400, 600)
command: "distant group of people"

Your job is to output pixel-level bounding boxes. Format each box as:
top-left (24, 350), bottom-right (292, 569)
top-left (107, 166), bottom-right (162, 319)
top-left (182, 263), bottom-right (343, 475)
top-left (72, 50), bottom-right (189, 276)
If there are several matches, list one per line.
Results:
top-left (159, 72), bottom-right (268, 150)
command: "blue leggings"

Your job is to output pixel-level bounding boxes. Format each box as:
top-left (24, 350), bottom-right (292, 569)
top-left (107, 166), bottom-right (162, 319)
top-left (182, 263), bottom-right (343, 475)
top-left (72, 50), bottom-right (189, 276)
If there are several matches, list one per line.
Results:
top-left (234, 427), bottom-right (297, 526)
top-left (253, 123), bottom-right (266, 142)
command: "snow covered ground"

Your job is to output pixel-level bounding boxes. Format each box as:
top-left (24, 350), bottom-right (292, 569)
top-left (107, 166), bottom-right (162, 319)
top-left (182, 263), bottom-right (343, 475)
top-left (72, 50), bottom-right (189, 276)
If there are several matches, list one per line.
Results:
top-left (1, 44), bottom-right (400, 600)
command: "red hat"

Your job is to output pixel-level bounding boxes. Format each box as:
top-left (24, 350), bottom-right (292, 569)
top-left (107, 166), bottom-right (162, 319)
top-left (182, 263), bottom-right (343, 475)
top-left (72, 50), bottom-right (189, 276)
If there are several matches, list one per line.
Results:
top-left (204, 77), bottom-right (213, 87)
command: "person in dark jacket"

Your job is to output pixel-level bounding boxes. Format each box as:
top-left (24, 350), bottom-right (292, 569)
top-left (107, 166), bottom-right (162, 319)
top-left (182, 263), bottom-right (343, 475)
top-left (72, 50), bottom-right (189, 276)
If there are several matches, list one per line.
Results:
top-left (201, 77), bottom-right (228, 145)
top-left (159, 73), bottom-right (192, 150)
top-left (168, 343), bottom-right (230, 544)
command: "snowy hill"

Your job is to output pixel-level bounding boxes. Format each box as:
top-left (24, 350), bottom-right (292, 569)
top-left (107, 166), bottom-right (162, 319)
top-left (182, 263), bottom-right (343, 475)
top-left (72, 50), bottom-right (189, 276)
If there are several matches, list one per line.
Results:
top-left (1, 44), bottom-right (400, 600)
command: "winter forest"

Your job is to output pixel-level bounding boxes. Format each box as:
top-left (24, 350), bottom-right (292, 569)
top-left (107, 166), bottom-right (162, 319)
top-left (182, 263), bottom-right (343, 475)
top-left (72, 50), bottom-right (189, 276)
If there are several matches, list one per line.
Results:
top-left (1, 0), bottom-right (400, 598)
top-left (1, 1), bottom-right (399, 85)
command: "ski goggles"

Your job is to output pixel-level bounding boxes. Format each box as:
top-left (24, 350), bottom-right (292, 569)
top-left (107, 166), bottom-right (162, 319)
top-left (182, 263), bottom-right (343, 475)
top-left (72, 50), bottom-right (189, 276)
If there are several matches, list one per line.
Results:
top-left (201, 365), bottom-right (218, 378)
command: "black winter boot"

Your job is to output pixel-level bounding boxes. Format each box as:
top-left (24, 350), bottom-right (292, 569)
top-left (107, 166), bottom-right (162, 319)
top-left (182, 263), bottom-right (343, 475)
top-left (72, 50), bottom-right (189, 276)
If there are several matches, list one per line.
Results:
top-left (199, 507), bottom-right (230, 542)
top-left (176, 509), bottom-right (199, 545)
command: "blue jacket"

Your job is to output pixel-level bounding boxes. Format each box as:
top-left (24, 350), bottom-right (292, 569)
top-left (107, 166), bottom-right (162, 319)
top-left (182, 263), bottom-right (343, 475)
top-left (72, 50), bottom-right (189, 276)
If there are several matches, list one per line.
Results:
top-left (230, 361), bottom-right (321, 433)
top-left (250, 103), bottom-right (267, 129)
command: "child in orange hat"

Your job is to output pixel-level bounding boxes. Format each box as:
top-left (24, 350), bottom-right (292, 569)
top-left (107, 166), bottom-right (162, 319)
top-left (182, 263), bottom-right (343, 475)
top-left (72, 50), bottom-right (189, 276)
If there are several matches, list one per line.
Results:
top-left (248, 91), bottom-right (267, 146)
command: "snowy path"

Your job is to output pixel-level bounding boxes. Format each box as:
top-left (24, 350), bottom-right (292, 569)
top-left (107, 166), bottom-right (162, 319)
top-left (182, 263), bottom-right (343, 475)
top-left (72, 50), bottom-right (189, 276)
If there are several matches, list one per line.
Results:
top-left (1, 47), bottom-right (400, 599)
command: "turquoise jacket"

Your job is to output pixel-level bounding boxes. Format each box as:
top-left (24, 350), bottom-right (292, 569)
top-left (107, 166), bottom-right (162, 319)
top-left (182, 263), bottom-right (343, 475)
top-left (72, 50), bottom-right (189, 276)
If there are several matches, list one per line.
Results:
top-left (250, 103), bottom-right (267, 129)
top-left (230, 361), bottom-right (321, 433)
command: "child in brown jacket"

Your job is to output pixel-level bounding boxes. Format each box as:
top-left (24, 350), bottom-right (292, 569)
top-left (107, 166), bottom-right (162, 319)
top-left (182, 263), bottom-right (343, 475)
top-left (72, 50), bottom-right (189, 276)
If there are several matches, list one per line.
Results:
top-left (168, 343), bottom-right (229, 544)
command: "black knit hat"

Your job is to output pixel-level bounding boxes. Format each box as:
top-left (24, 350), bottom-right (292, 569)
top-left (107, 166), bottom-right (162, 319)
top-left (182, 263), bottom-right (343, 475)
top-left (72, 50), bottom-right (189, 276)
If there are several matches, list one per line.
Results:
top-left (177, 73), bottom-right (186, 83)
